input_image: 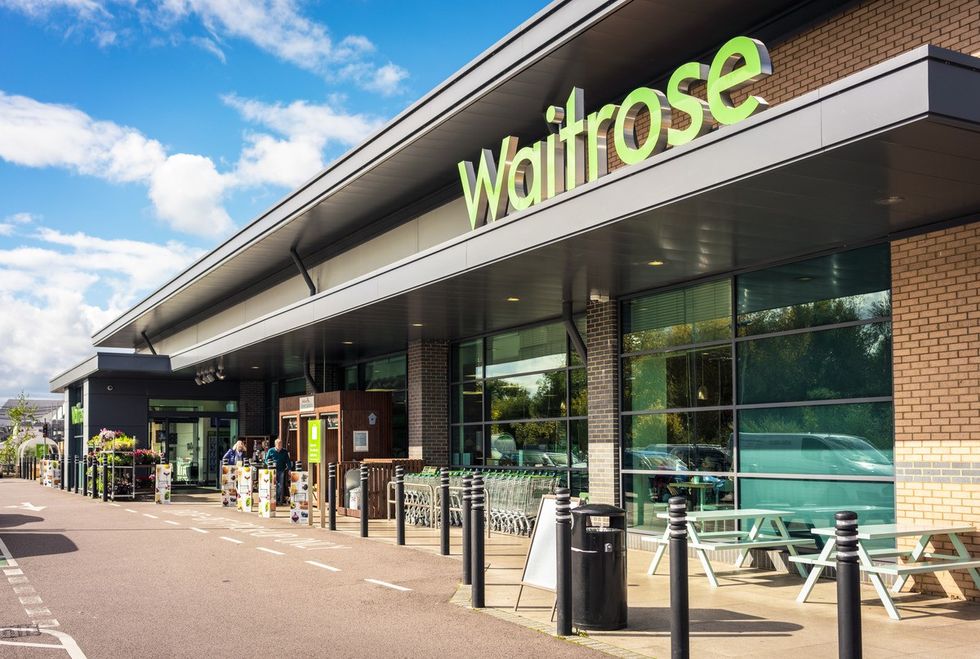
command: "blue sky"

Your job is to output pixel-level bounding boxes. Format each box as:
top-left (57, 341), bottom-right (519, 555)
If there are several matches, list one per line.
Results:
top-left (0, 0), bottom-right (544, 398)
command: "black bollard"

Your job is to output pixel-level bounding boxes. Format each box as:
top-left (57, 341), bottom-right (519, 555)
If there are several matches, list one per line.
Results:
top-left (91, 456), bottom-right (98, 499)
top-left (669, 496), bottom-right (690, 659)
top-left (836, 511), bottom-right (862, 659)
top-left (395, 466), bottom-right (405, 546)
top-left (328, 463), bottom-right (337, 531)
top-left (471, 473), bottom-right (485, 609)
top-left (555, 487), bottom-right (572, 636)
top-left (360, 463), bottom-right (369, 538)
top-left (461, 474), bottom-right (473, 585)
top-left (440, 467), bottom-right (450, 556)
top-left (82, 456), bottom-right (89, 497)
top-left (74, 455), bottom-right (80, 494)
top-left (101, 455), bottom-right (109, 502)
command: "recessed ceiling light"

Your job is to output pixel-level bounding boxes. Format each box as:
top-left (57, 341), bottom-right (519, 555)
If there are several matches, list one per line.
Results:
top-left (874, 195), bottom-right (905, 206)
top-left (506, 296), bottom-right (520, 302)
top-left (342, 340), bottom-right (354, 345)
top-left (796, 276), bottom-right (814, 282)
top-left (647, 260), bottom-right (665, 266)
top-left (250, 366), bottom-right (260, 370)
top-left (411, 323), bottom-right (424, 327)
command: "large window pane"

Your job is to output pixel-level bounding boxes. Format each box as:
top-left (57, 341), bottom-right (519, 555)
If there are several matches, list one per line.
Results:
top-left (737, 323), bottom-right (892, 404)
top-left (738, 402), bottom-right (893, 476)
top-left (622, 411), bottom-right (733, 471)
top-left (623, 280), bottom-right (731, 353)
top-left (623, 347), bottom-right (732, 411)
top-left (391, 391), bottom-right (407, 458)
top-left (569, 368), bottom-right (588, 417)
top-left (570, 419), bottom-right (588, 468)
top-left (487, 421), bottom-right (567, 467)
top-left (624, 473), bottom-right (734, 533)
top-left (486, 323), bottom-right (567, 377)
top-left (362, 354), bottom-right (407, 390)
top-left (737, 244), bottom-right (891, 336)
top-left (453, 339), bottom-right (483, 382)
top-left (487, 371), bottom-right (566, 421)
top-left (451, 425), bottom-right (484, 467)
top-left (739, 478), bottom-right (895, 541)
top-left (343, 365), bottom-right (358, 390)
top-left (451, 382), bottom-right (483, 425)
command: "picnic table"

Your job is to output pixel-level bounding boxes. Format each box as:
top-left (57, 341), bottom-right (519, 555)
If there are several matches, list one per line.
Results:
top-left (791, 523), bottom-right (980, 620)
top-left (644, 508), bottom-right (813, 587)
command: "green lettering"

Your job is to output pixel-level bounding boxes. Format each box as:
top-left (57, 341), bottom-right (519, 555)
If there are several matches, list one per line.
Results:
top-left (558, 88), bottom-right (586, 191)
top-left (586, 103), bottom-right (618, 182)
top-left (613, 87), bottom-right (670, 166)
top-left (458, 136), bottom-right (519, 229)
top-left (667, 61), bottom-right (712, 146)
top-left (707, 36), bottom-right (772, 125)
top-left (507, 142), bottom-right (544, 211)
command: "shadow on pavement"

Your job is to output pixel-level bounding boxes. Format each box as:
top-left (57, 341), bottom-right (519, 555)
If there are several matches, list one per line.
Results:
top-left (0, 533), bottom-right (78, 559)
top-left (617, 607), bottom-right (803, 637)
top-left (0, 514), bottom-right (43, 528)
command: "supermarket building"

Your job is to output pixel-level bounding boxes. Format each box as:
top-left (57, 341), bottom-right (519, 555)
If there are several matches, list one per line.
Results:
top-left (51, 0), bottom-right (980, 599)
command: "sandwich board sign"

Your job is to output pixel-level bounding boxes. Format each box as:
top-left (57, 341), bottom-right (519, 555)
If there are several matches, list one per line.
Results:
top-left (515, 494), bottom-right (580, 610)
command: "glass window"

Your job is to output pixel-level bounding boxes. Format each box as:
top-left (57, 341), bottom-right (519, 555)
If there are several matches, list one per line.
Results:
top-left (452, 425), bottom-right (484, 467)
top-left (570, 315), bottom-right (587, 367)
top-left (623, 346), bottom-right (732, 411)
top-left (362, 354), bottom-right (407, 391)
top-left (737, 244), bottom-right (891, 336)
top-left (487, 421), bottom-right (567, 467)
top-left (623, 280), bottom-right (731, 353)
top-left (487, 372), bottom-right (566, 421)
top-left (739, 478), bottom-right (895, 540)
top-left (737, 323), bottom-right (892, 404)
top-left (569, 470), bottom-right (589, 498)
top-left (486, 323), bottom-right (566, 377)
top-left (453, 339), bottom-right (483, 382)
top-left (281, 377), bottom-right (306, 396)
top-left (622, 411), bottom-right (733, 471)
top-left (391, 391), bottom-right (407, 458)
top-left (738, 402), bottom-right (894, 476)
top-left (343, 365), bottom-right (358, 390)
top-left (569, 368), bottom-right (588, 417)
top-left (624, 473), bottom-right (734, 533)
top-left (450, 382), bottom-right (483, 425)
top-left (570, 419), bottom-right (588, 468)
top-left (149, 399), bottom-right (238, 413)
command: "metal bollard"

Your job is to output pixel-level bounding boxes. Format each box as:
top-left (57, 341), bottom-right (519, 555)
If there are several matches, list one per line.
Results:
top-left (440, 467), bottom-right (450, 556)
top-left (74, 455), bottom-right (81, 494)
top-left (101, 455), bottom-right (109, 502)
top-left (461, 474), bottom-right (473, 585)
top-left (359, 463), bottom-right (369, 538)
top-left (395, 466), bottom-right (405, 546)
top-left (555, 487), bottom-right (573, 636)
top-left (83, 456), bottom-right (89, 497)
top-left (669, 496), bottom-right (690, 659)
top-left (471, 473), bottom-right (485, 609)
top-left (91, 456), bottom-right (98, 499)
top-left (836, 511), bottom-right (862, 659)
top-left (328, 463), bottom-right (337, 531)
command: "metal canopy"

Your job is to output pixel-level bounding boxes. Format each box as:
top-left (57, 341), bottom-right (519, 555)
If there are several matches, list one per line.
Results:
top-left (165, 47), bottom-right (980, 382)
top-left (93, 0), bottom-right (847, 350)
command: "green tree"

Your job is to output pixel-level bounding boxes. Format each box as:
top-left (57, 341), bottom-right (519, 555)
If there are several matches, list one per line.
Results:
top-left (1, 392), bottom-right (40, 466)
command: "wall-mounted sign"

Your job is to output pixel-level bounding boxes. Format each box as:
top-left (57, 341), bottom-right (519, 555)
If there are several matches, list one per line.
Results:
top-left (353, 430), bottom-right (369, 453)
top-left (299, 396), bottom-right (315, 413)
top-left (308, 419), bottom-right (322, 464)
top-left (368, 412), bottom-right (377, 426)
top-left (459, 35), bottom-right (772, 229)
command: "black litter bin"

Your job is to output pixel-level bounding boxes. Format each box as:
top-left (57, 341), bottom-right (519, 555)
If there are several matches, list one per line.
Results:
top-left (571, 503), bottom-right (628, 630)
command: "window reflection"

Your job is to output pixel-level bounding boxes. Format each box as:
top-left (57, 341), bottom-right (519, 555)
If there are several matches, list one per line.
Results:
top-left (624, 473), bottom-right (734, 533)
top-left (622, 411), bottom-right (734, 471)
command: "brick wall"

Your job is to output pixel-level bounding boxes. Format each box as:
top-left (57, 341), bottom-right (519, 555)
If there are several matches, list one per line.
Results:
top-left (586, 299), bottom-right (620, 505)
top-left (892, 220), bottom-right (980, 601)
top-left (608, 0), bottom-right (980, 172)
top-left (407, 339), bottom-right (449, 465)
top-left (238, 380), bottom-right (266, 437)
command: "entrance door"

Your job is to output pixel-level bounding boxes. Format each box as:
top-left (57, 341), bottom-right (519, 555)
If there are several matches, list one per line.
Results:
top-left (150, 418), bottom-right (202, 485)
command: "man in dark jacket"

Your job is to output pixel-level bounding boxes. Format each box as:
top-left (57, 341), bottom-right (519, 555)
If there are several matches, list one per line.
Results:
top-left (265, 438), bottom-right (292, 505)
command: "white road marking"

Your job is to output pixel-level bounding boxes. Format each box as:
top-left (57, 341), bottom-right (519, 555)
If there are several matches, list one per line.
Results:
top-left (256, 547), bottom-right (284, 556)
top-left (109, 503), bottom-right (121, 507)
top-left (164, 520), bottom-right (180, 526)
top-left (189, 527), bottom-right (208, 534)
top-left (364, 579), bottom-right (411, 592)
top-left (19, 596), bottom-right (43, 605)
top-left (220, 537), bottom-right (243, 544)
top-left (143, 514), bottom-right (158, 519)
top-left (124, 509), bottom-right (137, 513)
top-left (8, 576), bottom-right (28, 584)
top-left (25, 607), bottom-right (52, 616)
top-left (306, 561), bottom-right (340, 572)
top-left (4, 568), bottom-right (23, 576)
top-left (5, 502), bottom-right (45, 511)
top-left (0, 627), bottom-right (86, 658)
top-left (13, 586), bottom-right (35, 595)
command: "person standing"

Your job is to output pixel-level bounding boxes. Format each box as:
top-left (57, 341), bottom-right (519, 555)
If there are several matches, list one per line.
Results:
top-left (265, 438), bottom-right (292, 505)
top-left (251, 439), bottom-right (269, 465)
top-left (222, 439), bottom-right (246, 465)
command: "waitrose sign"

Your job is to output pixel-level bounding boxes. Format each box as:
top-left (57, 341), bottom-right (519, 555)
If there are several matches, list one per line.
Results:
top-left (458, 36), bottom-right (772, 229)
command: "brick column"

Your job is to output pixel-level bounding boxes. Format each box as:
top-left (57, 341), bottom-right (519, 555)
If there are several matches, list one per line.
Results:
top-left (586, 299), bottom-right (620, 505)
top-left (407, 339), bottom-right (449, 465)
top-left (238, 380), bottom-right (266, 436)
top-left (892, 221), bottom-right (980, 601)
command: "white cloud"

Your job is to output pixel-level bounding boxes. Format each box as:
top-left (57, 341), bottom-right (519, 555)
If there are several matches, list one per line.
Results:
top-left (0, 91), bottom-right (230, 237)
top-left (1, 0), bottom-right (408, 95)
top-left (0, 226), bottom-right (205, 396)
top-left (0, 212), bottom-right (37, 236)
top-left (223, 94), bottom-right (383, 188)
